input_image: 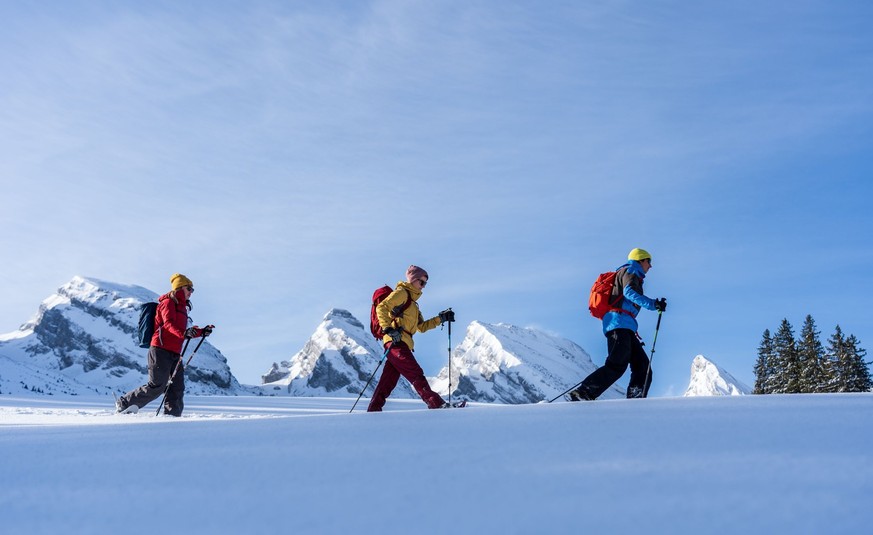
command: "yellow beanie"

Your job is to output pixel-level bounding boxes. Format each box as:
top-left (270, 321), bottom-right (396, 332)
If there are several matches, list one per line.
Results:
top-left (628, 248), bottom-right (652, 262)
top-left (170, 273), bottom-right (193, 291)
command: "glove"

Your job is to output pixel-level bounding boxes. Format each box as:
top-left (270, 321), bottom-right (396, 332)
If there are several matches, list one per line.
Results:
top-left (654, 298), bottom-right (667, 312)
top-left (383, 327), bottom-right (403, 344)
top-left (438, 309), bottom-right (455, 324)
top-left (201, 325), bottom-right (215, 337)
top-left (184, 326), bottom-right (202, 339)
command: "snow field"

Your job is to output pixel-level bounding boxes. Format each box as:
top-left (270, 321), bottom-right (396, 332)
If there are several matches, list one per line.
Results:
top-left (1, 394), bottom-right (871, 534)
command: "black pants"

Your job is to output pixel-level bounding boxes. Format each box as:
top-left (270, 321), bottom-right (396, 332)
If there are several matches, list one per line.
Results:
top-left (120, 346), bottom-right (185, 416)
top-left (578, 329), bottom-right (652, 400)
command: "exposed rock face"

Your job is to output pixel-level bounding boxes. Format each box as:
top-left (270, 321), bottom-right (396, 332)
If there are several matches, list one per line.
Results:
top-left (261, 309), bottom-right (415, 398)
top-left (430, 321), bottom-right (624, 404)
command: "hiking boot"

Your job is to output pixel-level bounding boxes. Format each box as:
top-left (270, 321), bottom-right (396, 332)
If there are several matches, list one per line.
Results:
top-left (566, 388), bottom-right (593, 402)
top-left (115, 398), bottom-right (139, 414)
top-left (626, 386), bottom-right (646, 399)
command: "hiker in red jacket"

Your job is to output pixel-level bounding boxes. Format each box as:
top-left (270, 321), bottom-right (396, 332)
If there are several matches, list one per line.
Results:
top-left (368, 265), bottom-right (455, 411)
top-left (116, 273), bottom-right (212, 416)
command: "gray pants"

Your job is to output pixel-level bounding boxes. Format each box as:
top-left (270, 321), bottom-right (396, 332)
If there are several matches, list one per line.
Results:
top-left (120, 346), bottom-right (185, 416)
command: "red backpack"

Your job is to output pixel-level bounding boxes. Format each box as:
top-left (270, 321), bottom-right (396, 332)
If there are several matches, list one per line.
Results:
top-left (370, 286), bottom-right (412, 339)
top-left (588, 271), bottom-right (623, 319)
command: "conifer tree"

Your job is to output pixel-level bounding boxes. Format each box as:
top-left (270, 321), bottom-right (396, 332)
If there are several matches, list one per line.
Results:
top-left (755, 318), bottom-right (871, 394)
top-left (797, 315), bottom-right (826, 393)
top-left (754, 329), bottom-right (775, 394)
top-left (771, 319), bottom-right (800, 393)
top-left (844, 335), bottom-right (872, 392)
top-left (825, 325), bottom-right (848, 392)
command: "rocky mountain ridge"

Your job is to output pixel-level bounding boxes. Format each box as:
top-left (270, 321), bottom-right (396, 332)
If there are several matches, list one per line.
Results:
top-left (0, 276), bottom-right (243, 396)
top-left (263, 310), bottom-right (625, 404)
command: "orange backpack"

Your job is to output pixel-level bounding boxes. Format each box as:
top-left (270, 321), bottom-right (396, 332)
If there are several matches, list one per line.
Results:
top-left (588, 271), bottom-right (623, 319)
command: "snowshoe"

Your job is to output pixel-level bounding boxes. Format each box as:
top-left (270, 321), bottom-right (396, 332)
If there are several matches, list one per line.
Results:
top-left (114, 393), bottom-right (139, 414)
top-left (441, 400), bottom-right (467, 409)
top-left (119, 404), bottom-right (139, 414)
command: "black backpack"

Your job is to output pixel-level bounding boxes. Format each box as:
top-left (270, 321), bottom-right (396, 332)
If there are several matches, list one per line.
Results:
top-left (136, 302), bottom-right (158, 348)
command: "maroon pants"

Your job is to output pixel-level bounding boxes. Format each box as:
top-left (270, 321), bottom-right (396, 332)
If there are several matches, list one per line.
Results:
top-left (367, 343), bottom-right (445, 411)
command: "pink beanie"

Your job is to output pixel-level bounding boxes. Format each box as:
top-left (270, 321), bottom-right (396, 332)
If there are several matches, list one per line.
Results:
top-left (406, 265), bottom-right (429, 284)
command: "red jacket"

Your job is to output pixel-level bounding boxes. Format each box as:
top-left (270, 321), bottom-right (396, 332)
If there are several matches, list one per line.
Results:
top-left (151, 289), bottom-right (189, 355)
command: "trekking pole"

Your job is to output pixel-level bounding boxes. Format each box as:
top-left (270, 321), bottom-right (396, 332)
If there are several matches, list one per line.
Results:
top-left (642, 311), bottom-right (663, 398)
top-left (547, 380), bottom-right (585, 403)
top-left (447, 308), bottom-right (453, 406)
top-left (155, 336), bottom-right (206, 416)
top-left (350, 346), bottom-right (390, 413)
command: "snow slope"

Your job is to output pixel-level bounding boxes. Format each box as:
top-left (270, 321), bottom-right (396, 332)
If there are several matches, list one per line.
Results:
top-left (1, 393), bottom-right (870, 534)
top-left (684, 354), bottom-right (752, 396)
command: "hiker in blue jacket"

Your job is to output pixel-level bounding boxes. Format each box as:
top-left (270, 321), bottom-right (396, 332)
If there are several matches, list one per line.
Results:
top-left (569, 248), bottom-right (667, 400)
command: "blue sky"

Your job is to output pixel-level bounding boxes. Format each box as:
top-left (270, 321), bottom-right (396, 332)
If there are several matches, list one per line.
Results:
top-left (2, 1), bottom-right (871, 393)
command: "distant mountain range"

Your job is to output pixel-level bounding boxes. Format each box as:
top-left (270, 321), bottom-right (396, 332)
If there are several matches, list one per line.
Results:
top-left (262, 309), bottom-right (624, 403)
top-left (1, 277), bottom-right (749, 401)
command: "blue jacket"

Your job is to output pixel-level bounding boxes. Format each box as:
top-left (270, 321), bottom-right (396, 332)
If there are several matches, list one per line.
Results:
top-left (602, 260), bottom-right (657, 335)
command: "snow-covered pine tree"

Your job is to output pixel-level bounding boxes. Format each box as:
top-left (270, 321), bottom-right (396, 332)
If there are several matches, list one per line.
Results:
top-left (759, 318), bottom-right (870, 394)
top-left (754, 329), bottom-right (775, 394)
top-left (843, 334), bottom-right (872, 392)
top-left (798, 315), bottom-right (826, 393)
top-left (825, 326), bottom-right (849, 392)
top-left (771, 319), bottom-right (800, 394)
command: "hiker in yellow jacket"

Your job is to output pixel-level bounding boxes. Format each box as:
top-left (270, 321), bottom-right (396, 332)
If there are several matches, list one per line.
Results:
top-left (368, 265), bottom-right (455, 411)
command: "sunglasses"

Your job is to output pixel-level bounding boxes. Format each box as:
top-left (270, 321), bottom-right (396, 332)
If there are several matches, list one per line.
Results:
top-left (418, 279), bottom-right (428, 287)
top-left (186, 286), bottom-right (195, 292)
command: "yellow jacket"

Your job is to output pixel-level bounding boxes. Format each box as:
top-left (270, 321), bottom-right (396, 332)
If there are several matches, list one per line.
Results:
top-left (377, 281), bottom-right (442, 350)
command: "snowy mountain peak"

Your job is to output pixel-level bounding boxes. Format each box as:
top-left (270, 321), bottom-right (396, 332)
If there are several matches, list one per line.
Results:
top-left (322, 308), bottom-right (365, 331)
top-left (431, 320), bottom-right (623, 403)
top-left (260, 309), bottom-right (415, 398)
top-left (62, 275), bottom-right (155, 302)
top-left (455, 321), bottom-right (525, 374)
top-left (684, 355), bottom-right (751, 396)
top-left (8, 276), bottom-right (155, 336)
top-left (0, 276), bottom-right (242, 396)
